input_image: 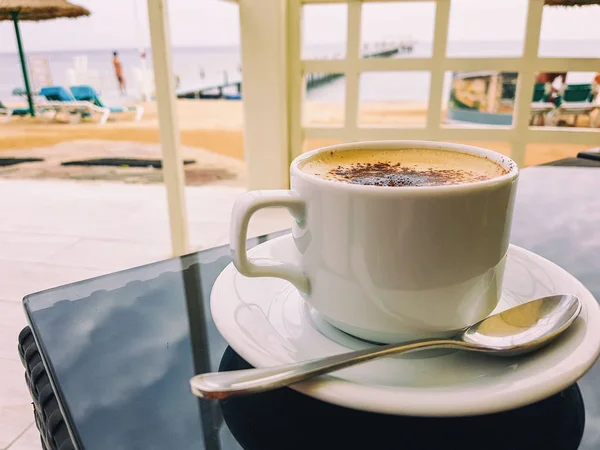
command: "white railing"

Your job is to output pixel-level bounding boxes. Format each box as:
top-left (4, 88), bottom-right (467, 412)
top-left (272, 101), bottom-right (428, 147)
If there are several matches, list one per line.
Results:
top-left (239, 0), bottom-right (599, 190)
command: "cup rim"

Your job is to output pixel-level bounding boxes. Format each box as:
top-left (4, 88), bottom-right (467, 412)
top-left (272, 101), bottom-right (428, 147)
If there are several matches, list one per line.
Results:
top-left (291, 140), bottom-right (519, 194)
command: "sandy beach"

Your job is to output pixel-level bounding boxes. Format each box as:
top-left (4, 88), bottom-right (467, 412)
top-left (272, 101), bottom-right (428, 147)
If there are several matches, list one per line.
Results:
top-left (1, 99), bottom-right (597, 184)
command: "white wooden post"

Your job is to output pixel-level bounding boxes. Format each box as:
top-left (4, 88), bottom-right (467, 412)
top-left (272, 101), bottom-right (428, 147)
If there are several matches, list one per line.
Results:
top-left (287, 0), bottom-right (304, 161)
top-left (344, 1), bottom-right (362, 139)
top-left (239, 0), bottom-right (291, 189)
top-left (147, 0), bottom-right (189, 255)
top-left (426, 0), bottom-right (450, 135)
top-left (512, 0), bottom-right (544, 167)
top-left (298, 0), bottom-right (599, 163)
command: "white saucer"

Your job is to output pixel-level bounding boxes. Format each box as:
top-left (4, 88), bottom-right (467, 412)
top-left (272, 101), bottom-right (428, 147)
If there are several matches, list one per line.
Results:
top-left (211, 234), bottom-right (600, 417)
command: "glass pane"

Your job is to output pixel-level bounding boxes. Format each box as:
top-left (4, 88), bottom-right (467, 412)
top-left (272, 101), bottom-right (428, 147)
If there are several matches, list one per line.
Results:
top-left (304, 73), bottom-right (346, 127)
top-left (302, 4), bottom-right (348, 60)
top-left (539, 5), bottom-right (600, 58)
top-left (358, 71), bottom-right (430, 127)
top-left (445, 71), bottom-right (519, 126)
top-left (360, 2), bottom-right (435, 58)
top-left (447, 0), bottom-right (527, 57)
top-left (303, 139), bottom-right (345, 153)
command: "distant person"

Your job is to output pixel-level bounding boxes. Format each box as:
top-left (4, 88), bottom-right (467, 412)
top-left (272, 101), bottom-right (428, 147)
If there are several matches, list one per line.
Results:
top-left (535, 72), bottom-right (567, 105)
top-left (535, 72), bottom-right (567, 85)
top-left (593, 73), bottom-right (600, 102)
top-left (113, 51), bottom-right (126, 95)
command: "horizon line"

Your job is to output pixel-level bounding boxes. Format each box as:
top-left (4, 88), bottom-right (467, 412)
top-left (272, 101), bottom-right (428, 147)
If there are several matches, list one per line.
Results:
top-left (1, 37), bottom-right (599, 55)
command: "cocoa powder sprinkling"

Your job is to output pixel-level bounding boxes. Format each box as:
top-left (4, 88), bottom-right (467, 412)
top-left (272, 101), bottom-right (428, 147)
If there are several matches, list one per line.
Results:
top-left (327, 161), bottom-right (490, 187)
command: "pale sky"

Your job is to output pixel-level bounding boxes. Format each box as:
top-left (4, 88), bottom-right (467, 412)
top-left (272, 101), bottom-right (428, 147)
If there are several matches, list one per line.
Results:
top-left (0, 0), bottom-right (599, 53)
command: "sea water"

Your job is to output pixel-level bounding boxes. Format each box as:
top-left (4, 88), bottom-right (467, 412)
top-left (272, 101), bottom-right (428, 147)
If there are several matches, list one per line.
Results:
top-left (0, 40), bottom-right (598, 106)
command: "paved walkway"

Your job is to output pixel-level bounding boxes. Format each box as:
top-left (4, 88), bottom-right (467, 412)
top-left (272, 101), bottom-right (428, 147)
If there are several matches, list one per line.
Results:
top-left (0, 178), bottom-right (291, 449)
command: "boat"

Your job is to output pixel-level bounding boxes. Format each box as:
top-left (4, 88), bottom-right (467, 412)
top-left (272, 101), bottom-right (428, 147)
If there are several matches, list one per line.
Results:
top-left (446, 71), bottom-right (518, 126)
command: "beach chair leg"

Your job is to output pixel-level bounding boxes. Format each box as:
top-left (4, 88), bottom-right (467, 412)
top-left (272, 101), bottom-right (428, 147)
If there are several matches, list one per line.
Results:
top-left (135, 105), bottom-right (144, 121)
top-left (546, 110), bottom-right (558, 127)
top-left (0, 110), bottom-right (14, 123)
top-left (592, 111), bottom-right (600, 128)
top-left (68, 113), bottom-right (82, 124)
top-left (586, 112), bottom-right (596, 128)
top-left (100, 108), bottom-right (110, 125)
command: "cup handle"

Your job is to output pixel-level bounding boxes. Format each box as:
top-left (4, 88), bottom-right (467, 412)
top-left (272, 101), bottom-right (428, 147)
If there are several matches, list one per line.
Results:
top-left (230, 190), bottom-right (310, 293)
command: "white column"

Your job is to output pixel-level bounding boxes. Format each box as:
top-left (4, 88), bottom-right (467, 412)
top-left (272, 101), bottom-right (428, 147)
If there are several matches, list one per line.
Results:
top-left (287, 0), bottom-right (304, 161)
top-left (239, 0), bottom-right (290, 189)
top-left (344, 1), bottom-right (362, 140)
top-left (426, 0), bottom-right (450, 135)
top-left (512, 0), bottom-right (544, 168)
top-left (147, 0), bottom-right (189, 255)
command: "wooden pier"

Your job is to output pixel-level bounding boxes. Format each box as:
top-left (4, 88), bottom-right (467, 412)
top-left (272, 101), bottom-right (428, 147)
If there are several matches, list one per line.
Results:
top-left (176, 41), bottom-right (413, 100)
top-left (305, 44), bottom-right (411, 90)
top-left (176, 74), bottom-right (242, 100)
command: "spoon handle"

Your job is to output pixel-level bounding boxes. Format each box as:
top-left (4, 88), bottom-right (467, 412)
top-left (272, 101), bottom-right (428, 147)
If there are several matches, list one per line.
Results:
top-left (190, 337), bottom-right (470, 399)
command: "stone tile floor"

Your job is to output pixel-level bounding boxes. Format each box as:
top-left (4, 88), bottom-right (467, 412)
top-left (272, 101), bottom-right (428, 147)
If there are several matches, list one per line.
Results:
top-left (0, 178), bottom-right (292, 449)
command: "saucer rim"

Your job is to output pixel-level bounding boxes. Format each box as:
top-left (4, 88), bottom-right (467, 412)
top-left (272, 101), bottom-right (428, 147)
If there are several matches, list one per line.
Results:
top-left (211, 234), bottom-right (600, 417)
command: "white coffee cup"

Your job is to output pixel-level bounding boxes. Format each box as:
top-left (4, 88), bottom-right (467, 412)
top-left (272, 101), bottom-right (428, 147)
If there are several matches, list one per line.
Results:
top-left (231, 141), bottom-right (519, 343)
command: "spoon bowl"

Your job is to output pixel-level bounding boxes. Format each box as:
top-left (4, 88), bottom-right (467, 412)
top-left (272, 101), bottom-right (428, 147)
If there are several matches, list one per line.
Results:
top-left (462, 294), bottom-right (582, 356)
top-left (190, 294), bottom-right (581, 399)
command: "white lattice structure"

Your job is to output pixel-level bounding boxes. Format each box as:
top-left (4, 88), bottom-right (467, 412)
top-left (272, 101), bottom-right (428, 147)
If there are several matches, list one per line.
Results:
top-left (239, 0), bottom-right (600, 190)
top-left (147, 0), bottom-right (599, 254)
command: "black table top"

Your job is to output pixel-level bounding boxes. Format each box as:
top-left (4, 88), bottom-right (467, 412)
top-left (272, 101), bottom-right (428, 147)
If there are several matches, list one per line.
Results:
top-left (24, 165), bottom-right (600, 450)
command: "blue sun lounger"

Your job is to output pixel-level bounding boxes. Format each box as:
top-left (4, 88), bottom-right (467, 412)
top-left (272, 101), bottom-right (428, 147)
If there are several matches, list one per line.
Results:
top-left (556, 84), bottom-right (599, 127)
top-left (70, 85), bottom-right (144, 122)
top-left (0, 100), bottom-right (30, 122)
top-left (530, 83), bottom-right (555, 126)
top-left (39, 86), bottom-right (110, 124)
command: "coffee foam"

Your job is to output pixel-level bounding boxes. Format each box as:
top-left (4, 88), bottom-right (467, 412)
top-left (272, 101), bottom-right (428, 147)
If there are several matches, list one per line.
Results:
top-left (300, 148), bottom-right (508, 187)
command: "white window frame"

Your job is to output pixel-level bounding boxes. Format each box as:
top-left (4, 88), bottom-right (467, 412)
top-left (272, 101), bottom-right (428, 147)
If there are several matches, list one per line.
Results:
top-left (149, 0), bottom-right (600, 254)
top-left (288, 0), bottom-right (599, 168)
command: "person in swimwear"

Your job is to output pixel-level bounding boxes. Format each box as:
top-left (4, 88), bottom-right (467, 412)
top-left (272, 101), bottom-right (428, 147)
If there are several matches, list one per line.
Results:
top-left (113, 51), bottom-right (126, 95)
top-left (535, 72), bottom-right (567, 105)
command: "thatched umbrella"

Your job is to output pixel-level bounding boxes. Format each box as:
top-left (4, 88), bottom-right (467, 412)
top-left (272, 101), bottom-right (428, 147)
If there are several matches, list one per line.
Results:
top-left (545, 0), bottom-right (600, 5)
top-left (0, 0), bottom-right (90, 116)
